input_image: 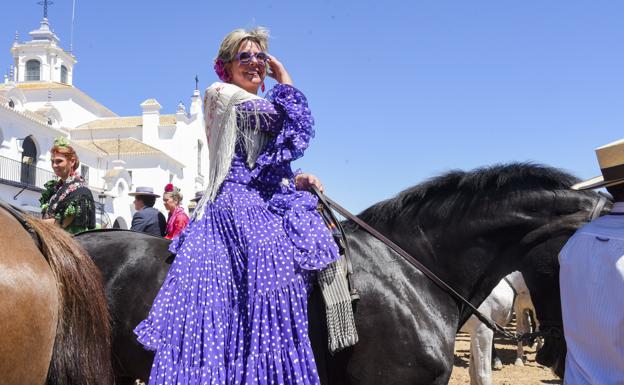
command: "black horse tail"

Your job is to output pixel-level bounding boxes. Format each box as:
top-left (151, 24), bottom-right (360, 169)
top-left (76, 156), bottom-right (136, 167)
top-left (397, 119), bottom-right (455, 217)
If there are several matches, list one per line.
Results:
top-left (26, 218), bottom-right (113, 385)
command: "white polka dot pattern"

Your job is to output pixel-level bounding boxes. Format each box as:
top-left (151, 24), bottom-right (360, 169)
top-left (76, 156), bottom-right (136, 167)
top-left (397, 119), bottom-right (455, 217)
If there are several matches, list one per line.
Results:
top-left (134, 84), bottom-right (339, 384)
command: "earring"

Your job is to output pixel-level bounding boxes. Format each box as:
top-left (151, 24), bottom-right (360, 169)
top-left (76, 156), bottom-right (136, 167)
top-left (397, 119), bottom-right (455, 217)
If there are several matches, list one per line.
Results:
top-left (261, 82), bottom-right (266, 93)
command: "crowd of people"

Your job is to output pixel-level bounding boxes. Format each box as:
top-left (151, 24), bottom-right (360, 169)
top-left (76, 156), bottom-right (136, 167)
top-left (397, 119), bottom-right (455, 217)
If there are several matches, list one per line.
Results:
top-left (39, 138), bottom-right (192, 240)
top-left (127, 184), bottom-right (191, 239)
top-left (35, 25), bottom-right (623, 385)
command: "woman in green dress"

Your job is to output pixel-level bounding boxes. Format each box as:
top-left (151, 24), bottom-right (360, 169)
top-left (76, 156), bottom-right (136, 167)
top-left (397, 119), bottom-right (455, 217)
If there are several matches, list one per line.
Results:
top-left (41, 137), bottom-right (96, 234)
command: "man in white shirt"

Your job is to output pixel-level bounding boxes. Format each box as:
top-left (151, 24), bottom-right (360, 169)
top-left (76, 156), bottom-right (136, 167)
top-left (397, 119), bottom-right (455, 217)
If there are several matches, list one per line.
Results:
top-left (561, 138), bottom-right (624, 385)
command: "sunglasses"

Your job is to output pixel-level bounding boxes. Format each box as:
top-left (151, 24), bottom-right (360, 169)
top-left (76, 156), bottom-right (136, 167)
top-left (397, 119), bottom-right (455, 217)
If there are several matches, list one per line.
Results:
top-left (235, 51), bottom-right (269, 65)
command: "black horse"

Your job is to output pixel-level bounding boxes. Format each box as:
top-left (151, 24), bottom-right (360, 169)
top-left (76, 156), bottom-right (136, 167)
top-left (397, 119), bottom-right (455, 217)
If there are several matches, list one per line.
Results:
top-left (76, 229), bottom-right (168, 382)
top-left (76, 163), bottom-right (610, 385)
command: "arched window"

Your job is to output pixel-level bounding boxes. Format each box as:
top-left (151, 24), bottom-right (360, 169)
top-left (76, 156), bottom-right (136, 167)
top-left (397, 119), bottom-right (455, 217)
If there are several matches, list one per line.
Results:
top-left (117, 181), bottom-right (126, 196)
top-left (60, 65), bottom-right (68, 84)
top-left (20, 135), bottom-right (38, 185)
top-left (197, 140), bottom-right (203, 176)
top-left (113, 217), bottom-right (128, 229)
top-left (26, 60), bottom-right (41, 81)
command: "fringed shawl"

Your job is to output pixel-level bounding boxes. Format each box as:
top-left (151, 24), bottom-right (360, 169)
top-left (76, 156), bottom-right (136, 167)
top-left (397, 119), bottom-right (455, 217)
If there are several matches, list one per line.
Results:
top-left (194, 82), bottom-right (271, 219)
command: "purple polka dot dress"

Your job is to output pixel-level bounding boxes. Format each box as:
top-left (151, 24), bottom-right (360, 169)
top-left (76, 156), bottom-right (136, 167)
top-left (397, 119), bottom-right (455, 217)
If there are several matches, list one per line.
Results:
top-left (134, 84), bottom-right (340, 385)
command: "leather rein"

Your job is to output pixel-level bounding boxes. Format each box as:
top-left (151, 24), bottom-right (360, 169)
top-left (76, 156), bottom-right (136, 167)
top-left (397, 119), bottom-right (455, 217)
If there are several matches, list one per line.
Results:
top-left (311, 186), bottom-right (609, 343)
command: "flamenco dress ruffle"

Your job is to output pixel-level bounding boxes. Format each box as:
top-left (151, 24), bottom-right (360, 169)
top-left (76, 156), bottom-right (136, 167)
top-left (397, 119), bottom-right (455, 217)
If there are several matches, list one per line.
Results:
top-left (134, 84), bottom-right (339, 385)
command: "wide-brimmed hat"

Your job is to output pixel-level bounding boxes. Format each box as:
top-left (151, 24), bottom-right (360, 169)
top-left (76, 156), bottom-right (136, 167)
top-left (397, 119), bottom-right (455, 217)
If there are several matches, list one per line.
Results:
top-left (128, 186), bottom-right (161, 197)
top-left (190, 190), bottom-right (204, 203)
top-left (572, 138), bottom-right (624, 190)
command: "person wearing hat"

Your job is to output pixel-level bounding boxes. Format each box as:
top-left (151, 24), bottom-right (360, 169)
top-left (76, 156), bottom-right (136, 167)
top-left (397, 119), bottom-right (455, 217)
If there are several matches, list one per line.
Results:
top-left (560, 139), bottom-right (624, 384)
top-left (129, 186), bottom-right (167, 237)
top-left (187, 190), bottom-right (204, 217)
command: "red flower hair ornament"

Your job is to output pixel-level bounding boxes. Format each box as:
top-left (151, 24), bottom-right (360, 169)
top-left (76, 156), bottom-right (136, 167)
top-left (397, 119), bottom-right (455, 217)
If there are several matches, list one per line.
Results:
top-left (214, 59), bottom-right (231, 82)
top-left (164, 183), bottom-right (174, 193)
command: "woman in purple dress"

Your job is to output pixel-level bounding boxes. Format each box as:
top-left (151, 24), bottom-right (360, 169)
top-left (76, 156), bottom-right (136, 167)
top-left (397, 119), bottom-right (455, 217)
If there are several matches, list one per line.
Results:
top-left (134, 27), bottom-right (340, 384)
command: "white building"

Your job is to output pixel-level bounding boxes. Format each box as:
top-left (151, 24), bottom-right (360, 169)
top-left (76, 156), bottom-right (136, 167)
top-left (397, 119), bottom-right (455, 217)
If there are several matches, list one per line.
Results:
top-left (0, 14), bottom-right (207, 229)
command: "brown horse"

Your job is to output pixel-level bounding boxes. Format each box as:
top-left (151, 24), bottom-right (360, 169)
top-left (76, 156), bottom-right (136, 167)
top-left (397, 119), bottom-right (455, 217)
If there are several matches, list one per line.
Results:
top-left (0, 203), bottom-right (113, 385)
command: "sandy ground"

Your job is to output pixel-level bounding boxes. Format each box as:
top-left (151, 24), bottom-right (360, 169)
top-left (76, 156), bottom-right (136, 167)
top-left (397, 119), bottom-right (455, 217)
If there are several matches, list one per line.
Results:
top-left (448, 332), bottom-right (562, 385)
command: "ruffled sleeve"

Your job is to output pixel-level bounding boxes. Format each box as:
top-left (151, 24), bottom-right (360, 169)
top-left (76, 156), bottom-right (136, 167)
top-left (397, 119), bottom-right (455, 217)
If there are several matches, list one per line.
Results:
top-left (244, 84), bottom-right (338, 270)
top-left (269, 190), bottom-right (340, 271)
top-left (249, 84), bottom-right (315, 186)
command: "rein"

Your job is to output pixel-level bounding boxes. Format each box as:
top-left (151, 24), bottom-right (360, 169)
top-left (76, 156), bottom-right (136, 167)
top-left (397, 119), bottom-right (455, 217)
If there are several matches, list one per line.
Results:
top-left (311, 187), bottom-right (610, 344)
top-left (311, 187), bottom-right (517, 340)
top-left (503, 277), bottom-right (518, 303)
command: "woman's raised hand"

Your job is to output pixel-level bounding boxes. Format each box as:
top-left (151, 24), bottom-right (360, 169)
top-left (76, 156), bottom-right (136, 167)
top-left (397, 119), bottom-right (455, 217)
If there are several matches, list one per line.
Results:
top-left (266, 54), bottom-right (293, 86)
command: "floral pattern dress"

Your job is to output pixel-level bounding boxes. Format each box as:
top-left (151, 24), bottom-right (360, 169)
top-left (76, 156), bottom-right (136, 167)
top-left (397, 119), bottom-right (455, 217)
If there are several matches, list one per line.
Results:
top-left (134, 84), bottom-right (339, 385)
top-left (40, 174), bottom-right (96, 234)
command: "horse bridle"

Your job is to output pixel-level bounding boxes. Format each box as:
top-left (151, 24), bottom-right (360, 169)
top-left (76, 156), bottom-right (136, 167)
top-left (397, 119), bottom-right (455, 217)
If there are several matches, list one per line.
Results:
top-left (311, 187), bottom-right (610, 344)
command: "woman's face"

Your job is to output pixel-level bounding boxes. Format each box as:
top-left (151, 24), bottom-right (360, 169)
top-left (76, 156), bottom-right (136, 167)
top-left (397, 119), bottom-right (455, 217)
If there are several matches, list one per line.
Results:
top-left (163, 195), bottom-right (178, 212)
top-left (51, 152), bottom-right (74, 180)
top-left (228, 40), bottom-right (266, 94)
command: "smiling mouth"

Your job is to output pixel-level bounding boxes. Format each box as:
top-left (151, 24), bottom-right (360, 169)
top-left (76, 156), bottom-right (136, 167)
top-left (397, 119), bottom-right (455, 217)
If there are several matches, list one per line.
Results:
top-left (244, 70), bottom-right (260, 77)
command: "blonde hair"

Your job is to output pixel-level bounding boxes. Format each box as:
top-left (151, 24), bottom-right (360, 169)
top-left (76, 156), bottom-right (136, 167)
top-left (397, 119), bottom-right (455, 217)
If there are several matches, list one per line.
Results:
top-left (50, 145), bottom-right (80, 171)
top-left (215, 27), bottom-right (270, 64)
top-left (164, 189), bottom-right (183, 205)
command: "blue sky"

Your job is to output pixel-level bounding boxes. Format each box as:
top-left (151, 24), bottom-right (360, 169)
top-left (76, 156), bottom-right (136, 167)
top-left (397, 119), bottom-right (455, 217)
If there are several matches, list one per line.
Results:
top-left (2, 1), bottom-right (624, 212)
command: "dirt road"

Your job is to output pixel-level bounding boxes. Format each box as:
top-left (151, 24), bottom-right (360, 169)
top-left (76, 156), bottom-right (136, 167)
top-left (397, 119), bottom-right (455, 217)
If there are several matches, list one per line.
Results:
top-left (448, 332), bottom-right (562, 385)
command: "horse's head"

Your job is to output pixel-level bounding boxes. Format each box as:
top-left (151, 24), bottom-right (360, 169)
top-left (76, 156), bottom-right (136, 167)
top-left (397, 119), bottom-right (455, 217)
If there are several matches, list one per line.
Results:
top-left (355, 163), bottom-right (612, 379)
top-left (517, 188), bottom-right (611, 378)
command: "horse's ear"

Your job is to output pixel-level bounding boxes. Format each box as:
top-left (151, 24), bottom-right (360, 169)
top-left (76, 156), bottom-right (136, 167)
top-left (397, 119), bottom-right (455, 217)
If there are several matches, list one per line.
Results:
top-left (165, 254), bottom-right (175, 265)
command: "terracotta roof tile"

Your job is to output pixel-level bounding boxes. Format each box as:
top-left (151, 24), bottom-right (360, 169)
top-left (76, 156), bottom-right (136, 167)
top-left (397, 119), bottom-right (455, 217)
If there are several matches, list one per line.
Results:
top-left (75, 114), bottom-right (176, 130)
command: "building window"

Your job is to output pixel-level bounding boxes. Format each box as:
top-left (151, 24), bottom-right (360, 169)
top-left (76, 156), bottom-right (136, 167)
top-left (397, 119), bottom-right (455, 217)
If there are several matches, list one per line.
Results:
top-left (8, 100), bottom-right (15, 109)
top-left (60, 65), bottom-right (68, 84)
top-left (197, 140), bottom-right (203, 176)
top-left (20, 135), bottom-right (37, 186)
top-left (81, 164), bottom-right (90, 184)
top-left (26, 60), bottom-right (41, 81)
top-left (113, 217), bottom-right (127, 229)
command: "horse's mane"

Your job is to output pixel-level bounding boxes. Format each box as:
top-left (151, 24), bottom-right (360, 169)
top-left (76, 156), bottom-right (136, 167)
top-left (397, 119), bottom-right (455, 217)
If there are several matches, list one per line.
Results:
top-left (355, 163), bottom-right (581, 228)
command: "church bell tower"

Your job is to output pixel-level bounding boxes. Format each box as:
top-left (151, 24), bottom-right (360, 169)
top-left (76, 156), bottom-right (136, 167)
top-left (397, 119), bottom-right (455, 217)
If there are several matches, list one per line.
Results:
top-left (10, 0), bottom-right (77, 85)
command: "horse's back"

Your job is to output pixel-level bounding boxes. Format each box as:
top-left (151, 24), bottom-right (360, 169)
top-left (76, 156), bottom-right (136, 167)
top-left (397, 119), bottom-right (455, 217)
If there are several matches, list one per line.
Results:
top-left (339, 230), bottom-right (457, 385)
top-left (76, 229), bottom-right (172, 384)
top-left (0, 208), bottom-right (58, 385)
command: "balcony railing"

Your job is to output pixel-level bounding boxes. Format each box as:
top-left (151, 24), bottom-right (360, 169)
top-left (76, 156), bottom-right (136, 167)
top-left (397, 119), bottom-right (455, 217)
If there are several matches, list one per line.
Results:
top-left (0, 155), bottom-right (57, 191)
